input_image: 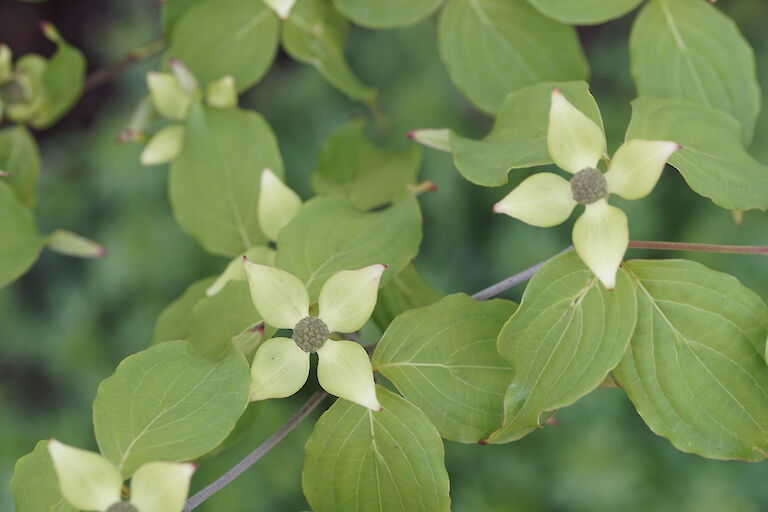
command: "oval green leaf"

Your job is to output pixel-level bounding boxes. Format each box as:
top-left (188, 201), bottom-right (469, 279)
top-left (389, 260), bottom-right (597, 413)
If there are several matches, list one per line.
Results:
top-left (169, 104), bottom-right (285, 256)
top-left (488, 251), bottom-right (637, 443)
top-left (626, 97), bottom-right (768, 212)
top-left (373, 294), bottom-right (516, 443)
top-left (167, 0), bottom-right (279, 91)
top-left (438, 0), bottom-right (588, 114)
top-left (630, 0), bottom-right (760, 144)
top-left (333, 0), bottom-right (444, 29)
top-left (371, 263), bottom-right (442, 330)
top-left (0, 125), bottom-right (40, 207)
top-left (275, 196), bottom-right (422, 300)
top-left (153, 276), bottom-right (216, 343)
top-left (527, 0), bottom-right (643, 25)
top-left (303, 386), bottom-right (451, 512)
top-left (10, 440), bottom-right (76, 512)
top-left (615, 259), bottom-right (768, 461)
top-left (0, 182), bottom-right (43, 288)
top-left (93, 341), bottom-right (250, 476)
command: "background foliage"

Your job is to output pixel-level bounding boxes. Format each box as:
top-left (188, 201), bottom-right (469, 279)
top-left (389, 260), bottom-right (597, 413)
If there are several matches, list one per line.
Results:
top-left (2, 0), bottom-right (768, 510)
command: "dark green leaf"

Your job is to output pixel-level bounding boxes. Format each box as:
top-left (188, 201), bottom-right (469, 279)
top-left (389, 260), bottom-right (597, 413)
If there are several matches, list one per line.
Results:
top-left (0, 181), bottom-right (43, 288)
top-left (527, 0), bottom-right (642, 25)
top-left (333, 0), bottom-right (444, 28)
top-left (0, 125), bottom-right (40, 207)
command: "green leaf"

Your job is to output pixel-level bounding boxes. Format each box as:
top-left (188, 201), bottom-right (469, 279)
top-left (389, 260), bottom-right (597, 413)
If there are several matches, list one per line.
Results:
top-left (0, 182), bottom-right (43, 288)
top-left (449, 81), bottom-right (602, 186)
top-left (276, 196), bottom-right (422, 300)
top-left (303, 386), bottom-right (451, 512)
top-left (371, 263), bottom-right (442, 330)
top-left (162, 0), bottom-right (209, 34)
top-left (332, 0), bottom-right (444, 28)
top-left (373, 294), bottom-right (515, 443)
top-left (615, 259), bottom-right (768, 461)
top-left (167, 0), bottom-right (279, 91)
top-left (488, 251), bottom-right (637, 443)
top-left (153, 276), bottom-right (216, 343)
top-left (0, 125), bottom-right (40, 207)
top-left (189, 280), bottom-right (262, 358)
top-left (169, 104), bottom-right (284, 256)
top-left (438, 0), bottom-right (588, 114)
top-left (527, 0), bottom-right (643, 25)
top-left (282, 0), bottom-right (376, 102)
top-left (630, 0), bottom-right (760, 144)
top-left (31, 26), bottom-right (86, 129)
top-left (10, 440), bottom-right (76, 512)
top-left (626, 97), bottom-right (768, 212)
top-left (312, 120), bottom-right (422, 210)
top-left (93, 341), bottom-right (250, 476)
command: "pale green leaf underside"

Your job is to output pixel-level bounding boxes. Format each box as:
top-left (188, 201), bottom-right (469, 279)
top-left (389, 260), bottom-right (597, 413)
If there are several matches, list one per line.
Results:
top-left (170, 104), bottom-right (284, 256)
top-left (527, 0), bottom-right (643, 25)
top-left (374, 294), bottom-right (516, 443)
top-left (615, 259), bottom-right (768, 461)
top-left (93, 341), bottom-right (250, 476)
top-left (312, 119), bottom-right (422, 210)
top-left (275, 196), bottom-right (422, 301)
top-left (303, 386), bottom-right (451, 512)
top-left (371, 263), bottom-right (443, 330)
top-left (450, 81), bottom-right (602, 187)
top-left (630, 0), bottom-right (760, 144)
top-left (489, 251), bottom-right (637, 444)
top-left (0, 125), bottom-right (41, 207)
top-left (153, 277), bottom-right (216, 343)
top-left (333, 0), bottom-right (444, 28)
top-left (282, 0), bottom-right (375, 102)
top-left (0, 182), bottom-right (43, 288)
top-left (626, 97), bottom-right (768, 212)
top-left (438, 0), bottom-right (588, 114)
top-left (10, 440), bottom-right (76, 512)
top-left (167, 0), bottom-right (279, 91)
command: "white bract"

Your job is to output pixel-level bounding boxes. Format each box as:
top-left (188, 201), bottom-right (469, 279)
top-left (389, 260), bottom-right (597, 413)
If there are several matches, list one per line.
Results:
top-left (493, 88), bottom-right (680, 289)
top-left (206, 169), bottom-right (300, 296)
top-left (244, 260), bottom-right (386, 411)
top-left (47, 439), bottom-right (194, 512)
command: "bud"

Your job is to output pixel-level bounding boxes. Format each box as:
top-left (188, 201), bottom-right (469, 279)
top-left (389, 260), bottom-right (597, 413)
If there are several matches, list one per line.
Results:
top-left (39, 21), bottom-right (63, 43)
top-left (140, 124), bottom-right (184, 166)
top-left (146, 71), bottom-right (192, 120)
top-left (118, 96), bottom-right (155, 143)
top-left (258, 169), bottom-right (302, 242)
top-left (0, 44), bottom-right (12, 83)
top-left (206, 75), bottom-right (238, 109)
top-left (407, 128), bottom-right (451, 153)
top-left (169, 59), bottom-right (198, 94)
top-left (46, 230), bottom-right (107, 259)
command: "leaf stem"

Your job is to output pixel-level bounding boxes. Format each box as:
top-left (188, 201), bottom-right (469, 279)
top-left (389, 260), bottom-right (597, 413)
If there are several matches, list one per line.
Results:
top-left (84, 38), bottom-right (165, 93)
top-left (628, 241), bottom-right (768, 255)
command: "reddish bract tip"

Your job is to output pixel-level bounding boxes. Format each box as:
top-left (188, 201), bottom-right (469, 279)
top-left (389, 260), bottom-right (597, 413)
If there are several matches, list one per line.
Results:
top-left (478, 439), bottom-right (489, 446)
top-left (424, 180), bottom-right (438, 192)
top-left (250, 324), bottom-right (265, 334)
top-left (96, 247), bottom-right (109, 259)
top-left (676, 144), bottom-right (684, 151)
top-left (406, 130), bottom-right (416, 140)
top-left (39, 21), bottom-right (52, 33)
top-left (552, 87), bottom-right (560, 95)
top-left (242, 255), bottom-right (250, 263)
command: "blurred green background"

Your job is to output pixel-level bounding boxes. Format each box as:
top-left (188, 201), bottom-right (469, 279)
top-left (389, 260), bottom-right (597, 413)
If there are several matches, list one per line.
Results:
top-left (2, 0), bottom-right (768, 510)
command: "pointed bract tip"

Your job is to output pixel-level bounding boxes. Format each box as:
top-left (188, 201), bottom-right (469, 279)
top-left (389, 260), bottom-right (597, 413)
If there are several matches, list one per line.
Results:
top-left (478, 439), bottom-right (489, 446)
top-left (0, 170), bottom-right (10, 177)
top-left (39, 21), bottom-right (52, 33)
top-left (551, 87), bottom-right (561, 95)
top-left (425, 180), bottom-right (438, 192)
top-left (491, 202), bottom-right (502, 214)
top-left (406, 130), bottom-right (416, 140)
top-left (381, 264), bottom-right (389, 269)
top-left (676, 144), bottom-right (684, 151)
top-left (96, 247), bottom-right (108, 259)
top-left (168, 57), bottom-right (180, 67)
top-left (242, 254), bottom-right (251, 263)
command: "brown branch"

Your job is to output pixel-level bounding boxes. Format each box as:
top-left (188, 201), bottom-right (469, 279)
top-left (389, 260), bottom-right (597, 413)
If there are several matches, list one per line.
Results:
top-left (83, 38), bottom-right (165, 93)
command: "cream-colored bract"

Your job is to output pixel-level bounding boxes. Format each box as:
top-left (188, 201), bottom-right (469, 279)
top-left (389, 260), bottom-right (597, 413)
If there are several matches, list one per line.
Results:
top-left (47, 439), bottom-right (195, 512)
top-left (146, 72), bottom-right (192, 121)
top-left (244, 263), bottom-right (385, 411)
top-left (140, 124), bottom-right (185, 166)
top-left (263, 0), bottom-right (297, 19)
top-left (494, 89), bottom-right (679, 289)
top-left (205, 76), bottom-right (238, 109)
top-left (258, 169), bottom-right (303, 243)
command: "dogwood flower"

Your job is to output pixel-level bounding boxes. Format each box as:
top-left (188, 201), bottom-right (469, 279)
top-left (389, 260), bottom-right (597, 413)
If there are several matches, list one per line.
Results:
top-left (47, 439), bottom-right (194, 512)
top-left (493, 88), bottom-right (680, 289)
top-left (244, 260), bottom-right (385, 411)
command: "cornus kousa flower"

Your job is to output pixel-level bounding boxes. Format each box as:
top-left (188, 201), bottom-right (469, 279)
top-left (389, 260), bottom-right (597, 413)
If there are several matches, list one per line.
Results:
top-left (47, 440), bottom-right (194, 512)
top-left (244, 260), bottom-right (386, 411)
top-left (493, 88), bottom-right (680, 289)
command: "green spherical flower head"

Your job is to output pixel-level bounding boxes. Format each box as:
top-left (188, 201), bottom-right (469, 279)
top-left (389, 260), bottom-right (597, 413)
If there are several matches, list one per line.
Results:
top-left (293, 316), bottom-right (329, 353)
top-left (106, 502), bottom-right (139, 512)
top-left (570, 167), bottom-right (608, 205)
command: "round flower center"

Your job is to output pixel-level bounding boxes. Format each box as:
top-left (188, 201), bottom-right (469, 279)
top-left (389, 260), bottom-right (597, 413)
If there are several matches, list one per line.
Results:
top-left (570, 167), bottom-right (608, 205)
top-left (293, 316), bottom-right (329, 353)
top-left (106, 502), bottom-right (139, 512)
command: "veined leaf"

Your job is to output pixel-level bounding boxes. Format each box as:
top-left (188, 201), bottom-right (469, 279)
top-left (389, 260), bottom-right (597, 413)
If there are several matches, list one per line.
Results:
top-left (626, 97), bottom-right (768, 212)
top-left (373, 294), bottom-right (516, 443)
top-left (488, 251), bottom-right (637, 443)
top-left (630, 0), bottom-right (760, 144)
top-left (527, 0), bottom-right (643, 25)
top-left (447, 81), bottom-right (602, 186)
top-left (93, 341), bottom-right (250, 476)
top-left (0, 125), bottom-right (40, 207)
top-left (167, 0), bottom-right (279, 91)
top-left (275, 196), bottom-right (422, 300)
top-left (615, 259), bottom-right (768, 461)
top-left (371, 263), bottom-right (442, 330)
top-left (282, 0), bottom-right (376, 102)
top-left (0, 182), bottom-right (43, 288)
top-left (303, 386), bottom-right (451, 512)
top-left (169, 104), bottom-right (284, 256)
top-left (162, 0), bottom-right (209, 34)
top-left (10, 440), bottom-right (76, 512)
top-left (312, 120), bottom-right (422, 210)
top-left (438, 0), bottom-right (588, 114)
top-left (153, 276), bottom-right (216, 343)
top-left (333, 0), bottom-right (445, 29)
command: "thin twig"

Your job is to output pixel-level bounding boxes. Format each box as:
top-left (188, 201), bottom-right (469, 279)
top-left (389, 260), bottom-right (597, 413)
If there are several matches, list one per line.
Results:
top-left (183, 390), bottom-right (328, 511)
top-left (628, 241), bottom-right (768, 255)
top-left (84, 38), bottom-right (165, 93)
